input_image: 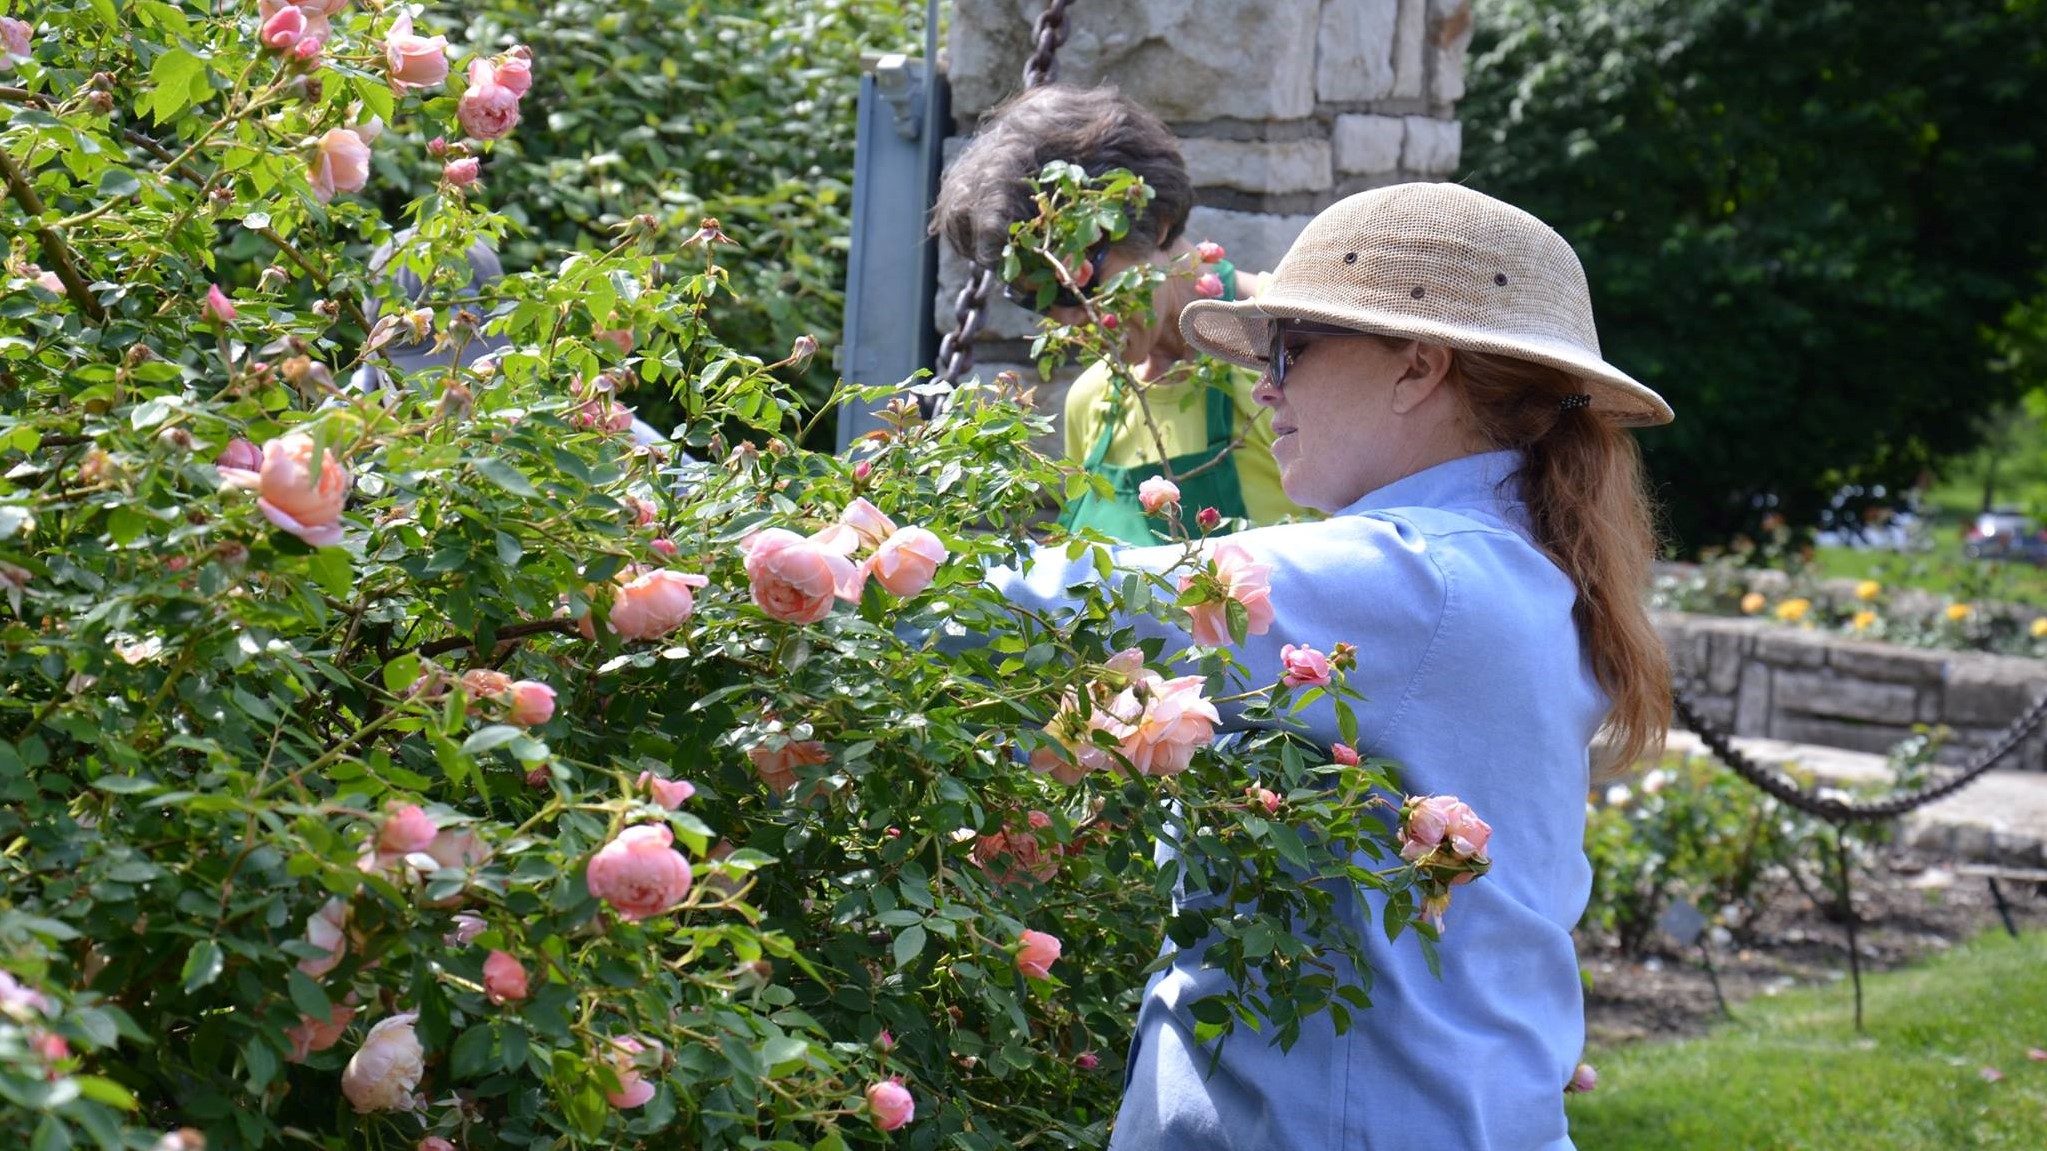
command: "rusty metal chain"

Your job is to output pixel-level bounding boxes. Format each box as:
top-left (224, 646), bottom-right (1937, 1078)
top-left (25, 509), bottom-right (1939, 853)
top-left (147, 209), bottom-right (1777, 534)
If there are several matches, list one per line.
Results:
top-left (1673, 679), bottom-right (2047, 823)
top-left (928, 0), bottom-right (1074, 409)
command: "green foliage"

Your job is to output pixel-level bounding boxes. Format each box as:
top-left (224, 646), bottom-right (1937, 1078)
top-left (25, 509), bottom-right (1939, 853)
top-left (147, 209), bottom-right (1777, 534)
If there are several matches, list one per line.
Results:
top-left (1568, 931), bottom-right (2047, 1149)
top-left (1465, 0), bottom-right (2047, 550)
top-left (0, 6), bottom-right (1466, 1148)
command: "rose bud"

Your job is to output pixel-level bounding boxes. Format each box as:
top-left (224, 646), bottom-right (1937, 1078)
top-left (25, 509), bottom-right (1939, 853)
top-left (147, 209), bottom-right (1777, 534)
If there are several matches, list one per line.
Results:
top-left (1195, 506), bottom-right (1221, 532)
top-left (481, 950), bottom-right (528, 1004)
top-left (203, 284), bottom-right (237, 324)
top-left (505, 680), bottom-right (555, 726)
top-left (442, 157), bottom-right (480, 187)
top-left (1015, 929), bottom-right (1061, 980)
top-left (1137, 476), bottom-right (1179, 515)
top-left (866, 1079), bottom-right (914, 1131)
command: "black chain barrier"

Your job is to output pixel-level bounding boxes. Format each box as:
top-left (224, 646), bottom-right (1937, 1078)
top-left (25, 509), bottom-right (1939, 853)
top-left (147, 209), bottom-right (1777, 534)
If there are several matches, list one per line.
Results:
top-left (1672, 679), bottom-right (2047, 823)
top-left (928, 0), bottom-right (1073, 411)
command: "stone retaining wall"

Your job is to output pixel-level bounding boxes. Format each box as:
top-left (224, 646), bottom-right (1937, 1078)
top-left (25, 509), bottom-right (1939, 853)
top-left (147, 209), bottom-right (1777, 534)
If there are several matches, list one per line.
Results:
top-left (1658, 611), bottom-right (2047, 771)
top-left (941, 0), bottom-right (1470, 442)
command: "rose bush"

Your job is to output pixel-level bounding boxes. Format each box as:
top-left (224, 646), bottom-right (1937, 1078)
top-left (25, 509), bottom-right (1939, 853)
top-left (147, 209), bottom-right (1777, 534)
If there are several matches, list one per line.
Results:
top-left (1, 13), bottom-right (1478, 1151)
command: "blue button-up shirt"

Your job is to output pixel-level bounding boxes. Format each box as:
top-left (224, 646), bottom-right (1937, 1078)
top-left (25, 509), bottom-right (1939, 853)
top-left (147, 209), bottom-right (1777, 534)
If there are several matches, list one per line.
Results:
top-left (986, 450), bottom-right (1605, 1150)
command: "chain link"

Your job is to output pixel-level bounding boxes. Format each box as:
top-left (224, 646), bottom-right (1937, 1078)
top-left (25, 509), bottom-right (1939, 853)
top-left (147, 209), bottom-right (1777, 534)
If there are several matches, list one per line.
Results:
top-left (1673, 679), bottom-right (2047, 823)
top-left (928, 0), bottom-right (1074, 411)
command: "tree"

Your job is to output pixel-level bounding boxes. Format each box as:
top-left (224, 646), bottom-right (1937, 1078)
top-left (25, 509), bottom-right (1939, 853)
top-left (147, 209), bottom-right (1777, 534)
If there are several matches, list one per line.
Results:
top-left (1463, 0), bottom-right (2047, 549)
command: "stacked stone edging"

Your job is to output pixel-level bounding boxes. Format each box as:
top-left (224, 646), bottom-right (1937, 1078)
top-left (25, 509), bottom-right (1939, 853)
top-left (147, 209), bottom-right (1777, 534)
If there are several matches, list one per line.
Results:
top-left (1658, 610), bottom-right (2047, 772)
top-left (939, 0), bottom-right (1470, 446)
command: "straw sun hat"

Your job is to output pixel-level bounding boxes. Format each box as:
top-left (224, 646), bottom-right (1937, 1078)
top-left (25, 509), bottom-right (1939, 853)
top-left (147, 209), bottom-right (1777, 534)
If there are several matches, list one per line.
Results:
top-left (1180, 182), bottom-right (1674, 427)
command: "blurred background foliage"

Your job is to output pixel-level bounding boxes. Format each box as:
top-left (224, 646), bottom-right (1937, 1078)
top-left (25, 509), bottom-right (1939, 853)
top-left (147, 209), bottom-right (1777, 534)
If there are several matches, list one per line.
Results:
top-left (1465, 0), bottom-right (2047, 552)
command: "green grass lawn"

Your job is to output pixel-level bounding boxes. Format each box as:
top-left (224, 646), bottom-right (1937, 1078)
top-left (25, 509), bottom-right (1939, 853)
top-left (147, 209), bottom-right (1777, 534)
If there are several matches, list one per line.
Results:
top-left (1568, 931), bottom-right (2047, 1150)
top-left (1808, 545), bottom-right (2047, 607)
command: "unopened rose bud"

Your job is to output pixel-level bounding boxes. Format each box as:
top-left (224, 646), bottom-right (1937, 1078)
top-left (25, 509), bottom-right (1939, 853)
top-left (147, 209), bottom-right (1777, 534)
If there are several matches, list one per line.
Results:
top-left (852, 460), bottom-right (872, 485)
top-left (203, 284), bottom-right (237, 324)
top-left (86, 89), bottom-right (114, 114)
top-left (292, 36), bottom-right (322, 62)
top-left (427, 136), bottom-right (450, 158)
top-left (1101, 313), bottom-right (1119, 330)
top-left (157, 427), bottom-right (195, 452)
top-left (1329, 641), bottom-right (1357, 671)
top-left (443, 158), bottom-right (480, 187)
top-left (280, 357), bottom-right (334, 392)
top-left (524, 767), bottom-right (549, 790)
top-left (1075, 1050), bottom-right (1100, 1070)
top-left (1195, 506), bottom-right (1221, 532)
top-left (313, 299), bottom-right (340, 320)
top-left (124, 344), bottom-right (158, 366)
top-left (649, 537), bottom-right (678, 557)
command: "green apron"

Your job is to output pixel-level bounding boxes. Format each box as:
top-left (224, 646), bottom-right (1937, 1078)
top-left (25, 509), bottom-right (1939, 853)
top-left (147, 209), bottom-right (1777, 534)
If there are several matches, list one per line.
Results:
top-left (1057, 261), bottom-right (1251, 544)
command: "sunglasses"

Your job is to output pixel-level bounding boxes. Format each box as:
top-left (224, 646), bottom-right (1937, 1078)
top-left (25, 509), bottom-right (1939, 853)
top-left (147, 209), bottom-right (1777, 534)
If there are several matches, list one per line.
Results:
top-left (1264, 319), bottom-right (1371, 390)
top-left (999, 241), bottom-right (1112, 314)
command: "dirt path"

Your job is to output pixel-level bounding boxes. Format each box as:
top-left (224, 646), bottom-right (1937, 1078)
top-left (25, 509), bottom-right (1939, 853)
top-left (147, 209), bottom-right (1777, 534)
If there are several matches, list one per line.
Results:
top-left (1581, 849), bottom-right (2047, 1046)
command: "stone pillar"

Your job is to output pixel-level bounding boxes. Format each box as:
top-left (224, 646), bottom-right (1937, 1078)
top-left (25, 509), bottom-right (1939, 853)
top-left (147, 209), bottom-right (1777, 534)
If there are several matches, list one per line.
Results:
top-left (936, 0), bottom-right (1470, 434)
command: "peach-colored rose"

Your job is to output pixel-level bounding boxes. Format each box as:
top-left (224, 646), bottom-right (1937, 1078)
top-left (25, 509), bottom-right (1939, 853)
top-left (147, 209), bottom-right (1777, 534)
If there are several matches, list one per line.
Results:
top-left (1137, 476), bottom-right (1180, 515)
top-left (742, 528), bottom-right (862, 623)
top-left (866, 1078), bottom-right (914, 1131)
top-left (425, 827), bottom-right (488, 870)
top-left (972, 813), bottom-right (1057, 885)
top-left (586, 824), bottom-right (692, 921)
top-left (442, 157), bottom-right (480, 187)
top-left (461, 669), bottom-right (513, 699)
top-left (0, 16), bottom-right (31, 68)
top-left (636, 771), bottom-right (696, 809)
top-left (482, 950), bottom-right (528, 1004)
top-left (298, 897), bottom-right (349, 978)
top-left (1279, 644), bottom-right (1332, 689)
top-left (1113, 673), bottom-right (1219, 776)
top-left (506, 680), bottom-right (555, 726)
top-left (247, 432), bottom-right (348, 545)
top-left (747, 738), bottom-right (828, 791)
top-left (604, 1035), bottom-right (659, 1108)
top-left (1180, 544), bottom-right (1275, 646)
top-left (492, 50), bottom-right (532, 97)
top-left (457, 58), bottom-right (522, 141)
top-left (1015, 929), bottom-right (1061, 980)
top-left (384, 14), bottom-right (448, 91)
top-left (593, 327), bottom-right (634, 355)
top-left (284, 1001), bottom-right (356, 1063)
top-left (378, 804), bottom-right (436, 855)
top-left (309, 127), bottom-right (373, 204)
top-left (826, 497), bottom-right (898, 553)
top-left (869, 527), bottom-right (947, 597)
top-left (605, 568), bottom-right (708, 641)
top-left (1399, 795), bottom-right (1491, 863)
top-left (260, 5), bottom-right (305, 51)
top-left (341, 1013), bottom-right (423, 1113)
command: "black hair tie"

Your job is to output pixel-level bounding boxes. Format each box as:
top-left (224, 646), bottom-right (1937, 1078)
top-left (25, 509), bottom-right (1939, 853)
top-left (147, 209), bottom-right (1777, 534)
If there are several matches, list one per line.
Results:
top-left (1559, 393), bottom-right (1593, 412)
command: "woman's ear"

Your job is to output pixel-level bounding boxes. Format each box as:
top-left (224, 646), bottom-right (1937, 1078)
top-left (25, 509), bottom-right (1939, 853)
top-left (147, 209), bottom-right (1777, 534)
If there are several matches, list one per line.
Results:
top-left (1389, 342), bottom-right (1456, 415)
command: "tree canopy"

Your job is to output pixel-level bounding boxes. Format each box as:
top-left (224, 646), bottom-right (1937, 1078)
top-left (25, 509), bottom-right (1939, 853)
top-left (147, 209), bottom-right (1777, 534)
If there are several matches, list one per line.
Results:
top-left (1463, 0), bottom-right (2047, 548)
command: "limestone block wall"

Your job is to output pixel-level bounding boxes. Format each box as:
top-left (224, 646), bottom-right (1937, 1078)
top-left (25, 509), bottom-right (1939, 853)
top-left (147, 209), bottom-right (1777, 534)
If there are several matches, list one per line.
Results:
top-left (1657, 612), bottom-right (2047, 772)
top-left (938, 0), bottom-right (1471, 437)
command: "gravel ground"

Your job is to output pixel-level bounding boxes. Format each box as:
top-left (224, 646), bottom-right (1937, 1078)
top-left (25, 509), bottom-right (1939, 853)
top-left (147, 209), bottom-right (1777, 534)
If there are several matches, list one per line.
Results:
top-left (1580, 848), bottom-right (2047, 1046)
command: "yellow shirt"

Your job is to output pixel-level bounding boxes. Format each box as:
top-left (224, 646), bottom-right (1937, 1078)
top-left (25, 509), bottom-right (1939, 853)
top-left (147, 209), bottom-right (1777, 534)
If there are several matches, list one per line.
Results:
top-left (1061, 358), bottom-right (1317, 527)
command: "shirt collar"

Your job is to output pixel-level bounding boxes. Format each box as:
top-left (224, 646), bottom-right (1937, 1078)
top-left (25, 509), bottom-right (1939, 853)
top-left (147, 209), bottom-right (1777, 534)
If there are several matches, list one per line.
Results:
top-left (1338, 449), bottom-right (1528, 519)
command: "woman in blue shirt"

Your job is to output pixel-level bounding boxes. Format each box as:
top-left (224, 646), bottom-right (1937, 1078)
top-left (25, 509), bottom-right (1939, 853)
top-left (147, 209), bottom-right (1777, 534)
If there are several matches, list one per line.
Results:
top-left (987, 182), bottom-right (1674, 1149)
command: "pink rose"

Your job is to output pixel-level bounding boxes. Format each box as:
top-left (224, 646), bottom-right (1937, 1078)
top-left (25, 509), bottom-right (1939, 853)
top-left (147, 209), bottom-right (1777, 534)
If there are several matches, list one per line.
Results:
top-left (1279, 644), bottom-right (1332, 689)
top-left (1246, 785), bottom-right (1281, 815)
top-left (869, 527), bottom-right (947, 597)
top-left (204, 284), bottom-right (237, 324)
top-left (420, 1139), bottom-right (457, 1151)
top-left (308, 127), bottom-right (373, 203)
top-left (604, 1036), bottom-right (659, 1108)
top-left (866, 1079), bottom-right (914, 1131)
top-left (216, 437), bottom-right (263, 481)
top-left (747, 738), bottom-right (829, 791)
top-left (742, 528), bottom-right (862, 623)
top-left (384, 14), bottom-right (449, 90)
top-left (442, 157), bottom-right (479, 186)
top-left (1566, 1063), bottom-right (1598, 1093)
top-left (572, 395), bottom-right (635, 434)
top-left (295, 0), bottom-right (350, 16)
top-left (594, 327), bottom-right (634, 356)
top-left (1331, 742), bottom-right (1360, 765)
top-left (292, 34), bottom-right (323, 62)
top-left (649, 536), bottom-right (678, 558)
top-left (33, 268), bottom-right (63, 294)
top-left (457, 58), bottom-right (522, 141)
top-left (1015, 929), bottom-right (1061, 981)
top-left (482, 950), bottom-right (528, 1004)
top-left (1195, 272), bottom-right (1225, 298)
top-left (425, 828), bottom-right (488, 869)
top-left (1138, 476), bottom-right (1180, 515)
top-left (298, 898), bottom-right (349, 978)
top-left (636, 771), bottom-right (696, 809)
top-left (835, 497), bottom-right (898, 552)
top-left (1399, 795), bottom-right (1491, 862)
top-left (1114, 673), bottom-right (1219, 776)
top-left (341, 1013), bottom-right (423, 1113)
top-left (506, 680), bottom-right (555, 726)
top-left (0, 17), bottom-right (31, 68)
top-left (0, 972), bottom-right (51, 1017)
top-left (628, 496), bottom-right (658, 527)
top-left (377, 804), bottom-right (436, 855)
top-left (600, 567), bottom-right (708, 641)
top-left (260, 5), bottom-right (306, 51)
top-left (1076, 1050), bottom-right (1101, 1070)
top-left (1195, 506), bottom-right (1222, 532)
top-left (259, 0), bottom-right (329, 43)
top-left (446, 913), bottom-right (486, 946)
top-left (284, 1001), bottom-right (356, 1063)
top-left (492, 50), bottom-right (532, 97)
top-left (586, 824), bottom-right (692, 921)
top-left (1180, 544), bottom-right (1275, 647)
top-left (1196, 241), bottom-right (1226, 264)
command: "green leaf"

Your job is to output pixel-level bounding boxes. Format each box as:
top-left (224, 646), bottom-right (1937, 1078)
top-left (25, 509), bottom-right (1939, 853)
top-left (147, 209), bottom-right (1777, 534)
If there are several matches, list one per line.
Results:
top-left (1269, 823), bottom-right (1312, 871)
top-left (145, 48), bottom-right (209, 123)
top-left (71, 1075), bottom-right (136, 1111)
top-left (286, 971), bottom-right (331, 1021)
top-left (462, 725), bottom-right (522, 755)
top-left (96, 168), bottom-right (141, 198)
top-left (760, 1035), bottom-right (807, 1072)
top-left (450, 1025), bottom-right (495, 1079)
top-left (472, 457), bottom-right (538, 497)
top-left (382, 653), bottom-right (422, 694)
top-left (891, 923), bottom-right (927, 968)
top-left (91, 775), bottom-right (159, 795)
top-left (1226, 597), bottom-right (1250, 645)
top-left (308, 548), bottom-right (354, 598)
top-left (181, 940), bottom-right (224, 993)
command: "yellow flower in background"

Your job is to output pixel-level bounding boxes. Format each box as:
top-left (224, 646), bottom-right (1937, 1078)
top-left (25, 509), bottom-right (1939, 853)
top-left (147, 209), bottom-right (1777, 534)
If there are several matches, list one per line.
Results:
top-left (1851, 610), bottom-right (1878, 632)
top-left (2031, 617), bottom-right (2047, 639)
top-left (1774, 597), bottom-right (1812, 623)
top-left (1855, 580), bottom-right (1882, 601)
top-left (1945, 602), bottom-right (1975, 623)
top-left (1740, 592), bottom-right (1767, 615)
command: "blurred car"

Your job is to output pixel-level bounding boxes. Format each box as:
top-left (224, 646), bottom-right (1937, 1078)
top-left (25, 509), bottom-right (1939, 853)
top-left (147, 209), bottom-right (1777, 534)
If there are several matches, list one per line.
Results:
top-left (1962, 509), bottom-right (2047, 564)
top-left (1812, 484), bottom-right (1932, 552)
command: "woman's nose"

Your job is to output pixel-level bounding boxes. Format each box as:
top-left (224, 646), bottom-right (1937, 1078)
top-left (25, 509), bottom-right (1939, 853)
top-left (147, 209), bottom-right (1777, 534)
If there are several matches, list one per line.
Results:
top-left (1252, 369), bottom-right (1282, 408)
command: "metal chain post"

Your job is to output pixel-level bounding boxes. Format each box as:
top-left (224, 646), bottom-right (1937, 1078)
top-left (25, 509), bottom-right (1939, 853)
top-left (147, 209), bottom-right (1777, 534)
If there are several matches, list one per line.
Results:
top-left (927, 0), bottom-right (1074, 411)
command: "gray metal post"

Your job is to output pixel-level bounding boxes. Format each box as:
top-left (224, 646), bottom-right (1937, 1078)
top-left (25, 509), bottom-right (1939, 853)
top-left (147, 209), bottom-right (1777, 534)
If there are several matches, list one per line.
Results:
top-left (835, 2), bottom-right (949, 452)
